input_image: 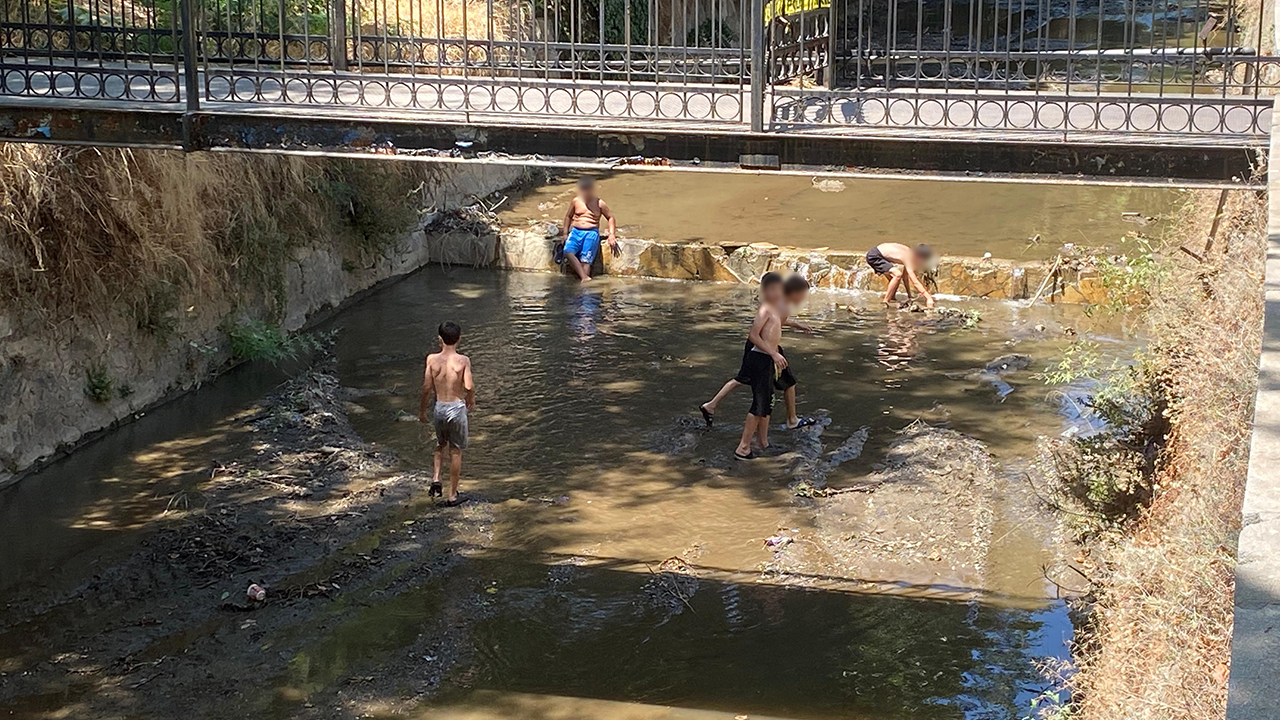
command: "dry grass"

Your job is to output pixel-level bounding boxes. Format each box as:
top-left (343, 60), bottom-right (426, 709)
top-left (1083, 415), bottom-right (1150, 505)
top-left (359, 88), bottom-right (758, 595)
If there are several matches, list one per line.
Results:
top-left (1067, 188), bottom-right (1266, 720)
top-left (355, 0), bottom-right (514, 41)
top-left (0, 146), bottom-right (431, 326)
top-left (0, 146), bottom-right (321, 322)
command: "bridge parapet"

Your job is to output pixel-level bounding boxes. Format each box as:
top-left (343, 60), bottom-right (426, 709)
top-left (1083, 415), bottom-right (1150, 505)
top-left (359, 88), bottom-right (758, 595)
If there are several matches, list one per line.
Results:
top-left (0, 0), bottom-right (1276, 142)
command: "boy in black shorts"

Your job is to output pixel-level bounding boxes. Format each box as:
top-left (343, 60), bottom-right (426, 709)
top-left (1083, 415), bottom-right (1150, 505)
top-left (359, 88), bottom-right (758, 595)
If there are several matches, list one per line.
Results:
top-left (733, 275), bottom-right (788, 459)
top-left (700, 273), bottom-right (814, 433)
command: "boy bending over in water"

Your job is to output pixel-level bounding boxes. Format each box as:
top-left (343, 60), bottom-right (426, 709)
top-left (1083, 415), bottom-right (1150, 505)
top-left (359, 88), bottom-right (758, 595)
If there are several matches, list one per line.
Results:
top-left (560, 176), bottom-right (619, 281)
top-left (701, 273), bottom-right (814, 432)
top-left (865, 242), bottom-right (935, 308)
top-left (419, 321), bottom-right (474, 506)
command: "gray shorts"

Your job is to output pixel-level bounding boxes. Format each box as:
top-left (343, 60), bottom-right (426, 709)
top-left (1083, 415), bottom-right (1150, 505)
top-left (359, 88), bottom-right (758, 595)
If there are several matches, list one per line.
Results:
top-left (434, 400), bottom-right (468, 449)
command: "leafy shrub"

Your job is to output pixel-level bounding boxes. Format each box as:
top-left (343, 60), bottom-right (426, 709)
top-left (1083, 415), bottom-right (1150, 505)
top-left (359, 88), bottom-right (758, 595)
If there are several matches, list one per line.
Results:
top-left (320, 161), bottom-right (420, 258)
top-left (134, 282), bottom-right (180, 339)
top-left (1091, 235), bottom-right (1168, 315)
top-left (227, 320), bottom-right (336, 365)
top-left (228, 319), bottom-right (295, 363)
top-left (84, 366), bottom-right (114, 403)
top-left (1040, 343), bottom-right (1169, 538)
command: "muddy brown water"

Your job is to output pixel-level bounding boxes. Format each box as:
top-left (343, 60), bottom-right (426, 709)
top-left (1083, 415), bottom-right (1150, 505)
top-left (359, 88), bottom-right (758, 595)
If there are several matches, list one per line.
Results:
top-left (499, 173), bottom-right (1197, 261)
top-left (1, 267), bottom-right (1139, 719)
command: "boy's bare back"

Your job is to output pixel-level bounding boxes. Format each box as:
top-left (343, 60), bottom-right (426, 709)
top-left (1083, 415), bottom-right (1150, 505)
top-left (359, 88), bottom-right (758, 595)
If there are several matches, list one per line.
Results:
top-left (425, 352), bottom-right (472, 403)
top-left (874, 242), bottom-right (914, 268)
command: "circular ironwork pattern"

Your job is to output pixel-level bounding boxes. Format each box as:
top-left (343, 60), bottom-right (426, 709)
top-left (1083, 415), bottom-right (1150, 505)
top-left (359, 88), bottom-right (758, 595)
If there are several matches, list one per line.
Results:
top-left (0, 64), bottom-right (181, 101)
top-left (770, 87), bottom-right (1271, 137)
top-left (199, 70), bottom-right (746, 122)
top-left (198, 69), bottom-right (747, 122)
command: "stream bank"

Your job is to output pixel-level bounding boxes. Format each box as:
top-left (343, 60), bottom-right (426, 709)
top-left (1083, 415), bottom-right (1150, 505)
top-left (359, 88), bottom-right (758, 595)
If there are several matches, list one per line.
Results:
top-left (0, 147), bottom-right (529, 488)
top-left (0, 352), bottom-right (496, 718)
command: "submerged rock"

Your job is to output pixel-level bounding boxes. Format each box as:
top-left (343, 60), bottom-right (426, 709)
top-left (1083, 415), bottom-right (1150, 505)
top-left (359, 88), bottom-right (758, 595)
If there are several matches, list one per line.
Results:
top-left (641, 556), bottom-right (699, 624)
top-left (648, 415), bottom-right (706, 456)
top-left (946, 352), bottom-right (1034, 399)
top-left (983, 353), bottom-right (1033, 375)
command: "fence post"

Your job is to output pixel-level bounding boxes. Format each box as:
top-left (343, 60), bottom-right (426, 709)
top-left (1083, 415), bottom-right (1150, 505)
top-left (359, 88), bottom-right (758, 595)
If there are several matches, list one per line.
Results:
top-left (332, 0), bottom-right (349, 71)
top-left (179, 0), bottom-right (199, 114)
top-left (750, 0), bottom-right (766, 131)
top-left (826, 0), bottom-right (836, 90)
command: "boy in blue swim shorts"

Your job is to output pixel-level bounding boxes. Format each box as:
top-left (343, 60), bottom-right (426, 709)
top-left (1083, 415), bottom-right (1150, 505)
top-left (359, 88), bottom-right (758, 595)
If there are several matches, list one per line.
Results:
top-left (559, 176), bottom-right (618, 281)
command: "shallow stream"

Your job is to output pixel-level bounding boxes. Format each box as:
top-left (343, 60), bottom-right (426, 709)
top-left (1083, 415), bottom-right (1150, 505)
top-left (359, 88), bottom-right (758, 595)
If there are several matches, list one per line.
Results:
top-left (1, 267), bottom-right (1139, 719)
top-left (499, 173), bottom-right (1197, 260)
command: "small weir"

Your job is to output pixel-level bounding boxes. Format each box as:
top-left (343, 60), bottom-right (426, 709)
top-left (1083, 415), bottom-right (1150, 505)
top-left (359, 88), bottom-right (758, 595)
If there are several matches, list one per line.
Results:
top-left (0, 260), bottom-right (1140, 719)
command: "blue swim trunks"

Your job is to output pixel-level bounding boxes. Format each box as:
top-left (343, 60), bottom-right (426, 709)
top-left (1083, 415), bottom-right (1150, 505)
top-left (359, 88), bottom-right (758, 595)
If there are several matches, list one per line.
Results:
top-left (564, 227), bottom-right (601, 265)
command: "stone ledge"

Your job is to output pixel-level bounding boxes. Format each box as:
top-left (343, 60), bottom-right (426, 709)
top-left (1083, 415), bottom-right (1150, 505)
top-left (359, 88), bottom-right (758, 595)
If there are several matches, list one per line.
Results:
top-left (492, 226), bottom-right (1108, 303)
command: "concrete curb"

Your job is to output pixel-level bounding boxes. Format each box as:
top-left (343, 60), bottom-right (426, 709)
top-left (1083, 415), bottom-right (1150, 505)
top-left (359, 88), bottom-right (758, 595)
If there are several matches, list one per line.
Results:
top-left (1226, 98), bottom-right (1280, 720)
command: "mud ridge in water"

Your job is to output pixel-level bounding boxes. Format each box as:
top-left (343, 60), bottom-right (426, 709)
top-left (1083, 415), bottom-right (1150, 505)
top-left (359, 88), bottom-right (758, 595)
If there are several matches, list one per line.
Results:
top-left (0, 352), bottom-right (498, 719)
top-left (766, 422), bottom-right (997, 596)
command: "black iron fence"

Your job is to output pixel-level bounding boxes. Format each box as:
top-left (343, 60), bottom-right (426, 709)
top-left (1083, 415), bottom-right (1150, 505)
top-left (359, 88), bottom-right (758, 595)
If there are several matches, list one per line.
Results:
top-left (0, 0), bottom-right (1273, 137)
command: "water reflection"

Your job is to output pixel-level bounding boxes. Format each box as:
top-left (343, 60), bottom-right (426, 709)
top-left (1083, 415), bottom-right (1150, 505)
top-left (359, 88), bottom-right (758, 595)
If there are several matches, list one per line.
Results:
top-left (876, 312), bottom-right (921, 382)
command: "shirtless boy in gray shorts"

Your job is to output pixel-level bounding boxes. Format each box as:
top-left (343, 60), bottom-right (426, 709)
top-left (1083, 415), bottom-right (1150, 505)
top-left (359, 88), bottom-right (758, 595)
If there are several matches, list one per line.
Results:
top-left (419, 321), bottom-right (475, 505)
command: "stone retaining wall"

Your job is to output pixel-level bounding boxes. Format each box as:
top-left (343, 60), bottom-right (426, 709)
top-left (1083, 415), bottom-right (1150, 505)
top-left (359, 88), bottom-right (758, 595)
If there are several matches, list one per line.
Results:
top-left (428, 224), bottom-right (1108, 304)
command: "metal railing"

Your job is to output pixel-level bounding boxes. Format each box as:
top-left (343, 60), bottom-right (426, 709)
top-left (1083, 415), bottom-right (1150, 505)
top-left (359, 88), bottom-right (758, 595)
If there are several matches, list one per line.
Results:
top-left (781, 0), bottom-right (1279, 135)
top-left (0, 0), bottom-right (1274, 138)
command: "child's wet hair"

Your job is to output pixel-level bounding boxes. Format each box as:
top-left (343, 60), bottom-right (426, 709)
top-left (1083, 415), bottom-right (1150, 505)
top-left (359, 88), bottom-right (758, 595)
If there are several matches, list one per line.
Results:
top-left (577, 175), bottom-right (596, 190)
top-left (914, 243), bottom-right (934, 260)
top-left (760, 271), bottom-right (784, 289)
top-left (438, 321), bottom-right (462, 345)
top-left (783, 273), bottom-right (810, 296)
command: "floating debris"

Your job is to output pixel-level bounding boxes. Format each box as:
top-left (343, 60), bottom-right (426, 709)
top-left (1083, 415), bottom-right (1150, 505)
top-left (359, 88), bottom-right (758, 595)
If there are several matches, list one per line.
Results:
top-left (613, 156), bottom-right (672, 167)
top-left (811, 177), bottom-right (846, 193)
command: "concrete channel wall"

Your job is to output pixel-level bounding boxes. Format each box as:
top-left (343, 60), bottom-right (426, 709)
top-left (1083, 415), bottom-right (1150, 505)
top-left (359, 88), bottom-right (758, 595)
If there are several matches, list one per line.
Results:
top-left (0, 165), bottom-right (529, 490)
top-left (427, 225), bottom-right (1110, 303)
top-left (1227, 103), bottom-right (1280, 720)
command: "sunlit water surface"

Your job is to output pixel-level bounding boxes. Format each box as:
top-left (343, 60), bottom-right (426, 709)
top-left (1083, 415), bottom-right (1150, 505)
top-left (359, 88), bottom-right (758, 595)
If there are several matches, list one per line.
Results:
top-left (1, 267), bottom-right (1142, 719)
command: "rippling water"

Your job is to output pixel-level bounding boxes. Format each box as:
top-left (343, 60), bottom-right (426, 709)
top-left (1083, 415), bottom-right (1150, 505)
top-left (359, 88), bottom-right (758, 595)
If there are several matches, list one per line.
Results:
top-left (313, 267), bottom-right (1130, 719)
top-left (2, 266), bottom-right (1139, 719)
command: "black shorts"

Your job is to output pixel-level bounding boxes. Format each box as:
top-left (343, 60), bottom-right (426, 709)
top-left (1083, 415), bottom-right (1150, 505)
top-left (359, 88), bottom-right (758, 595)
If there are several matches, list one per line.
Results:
top-left (866, 247), bottom-right (895, 276)
top-left (734, 341), bottom-right (797, 391)
top-left (735, 350), bottom-right (776, 417)
top-left (734, 341), bottom-right (795, 417)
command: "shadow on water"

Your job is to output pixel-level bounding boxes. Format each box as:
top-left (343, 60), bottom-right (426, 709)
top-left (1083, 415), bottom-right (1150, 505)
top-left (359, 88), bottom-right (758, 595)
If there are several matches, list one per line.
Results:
top-left (0, 361), bottom-right (294, 593)
top-left (270, 551), bottom-right (1071, 720)
top-left (284, 266), bottom-right (1115, 717)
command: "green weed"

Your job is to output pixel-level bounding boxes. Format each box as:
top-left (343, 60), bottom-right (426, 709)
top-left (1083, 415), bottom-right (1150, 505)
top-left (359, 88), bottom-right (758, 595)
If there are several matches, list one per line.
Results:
top-left (84, 366), bottom-right (114, 403)
top-left (1090, 235), bottom-right (1168, 315)
top-left (228, 319), bottom-right (295, 363)
top-left (1040, 342), bottom-right (1168, 538)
